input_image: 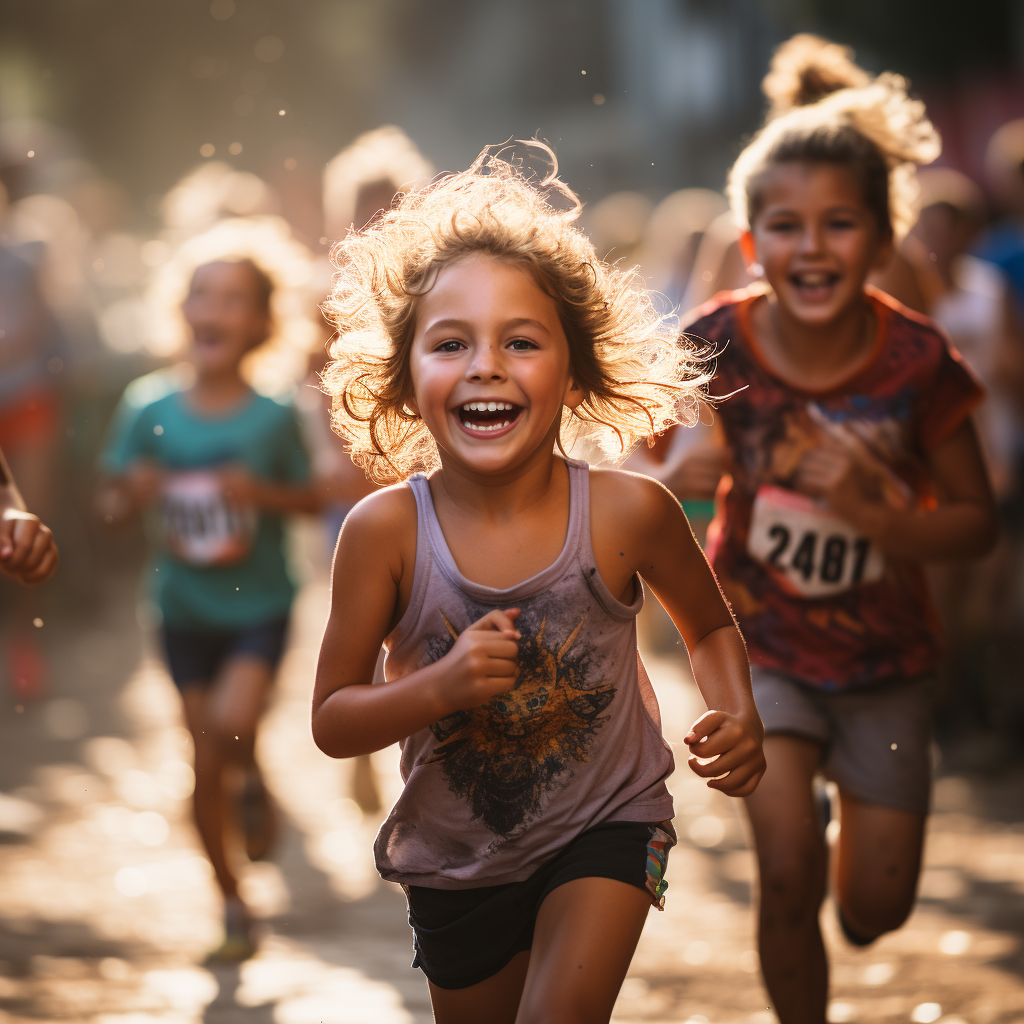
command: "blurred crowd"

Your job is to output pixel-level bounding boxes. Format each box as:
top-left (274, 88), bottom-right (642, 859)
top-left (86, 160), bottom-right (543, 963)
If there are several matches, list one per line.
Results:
top-left (3, 107), bottom-right (1024, 767)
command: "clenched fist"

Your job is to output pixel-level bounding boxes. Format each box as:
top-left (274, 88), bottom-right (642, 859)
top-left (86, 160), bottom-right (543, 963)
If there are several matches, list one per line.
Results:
top-left (436, 608), bottom-right (521, 713)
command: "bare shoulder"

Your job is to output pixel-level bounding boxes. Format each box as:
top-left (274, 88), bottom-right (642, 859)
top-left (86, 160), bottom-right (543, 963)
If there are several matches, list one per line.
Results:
top-left (588, 465), bottom-right (682, 540)
top-left (336, 481), bottom-right (418, 569)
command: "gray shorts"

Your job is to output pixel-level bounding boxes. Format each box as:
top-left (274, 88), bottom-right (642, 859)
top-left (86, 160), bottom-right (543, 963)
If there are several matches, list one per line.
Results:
top-left (751, 666), bottom-right (936, 816)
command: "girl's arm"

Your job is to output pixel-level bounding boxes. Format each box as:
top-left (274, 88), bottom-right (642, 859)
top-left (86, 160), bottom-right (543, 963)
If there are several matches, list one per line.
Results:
top-left (219, 466), bottom-right (323, 515)
top-left (625, 424), bottom-right (730, 502)
top-left (311, 488), bottom-right (521, 758)
top-left (593, 471), bottom-right (765, 796)
top-left (797, 418), bottom-right (998, 560)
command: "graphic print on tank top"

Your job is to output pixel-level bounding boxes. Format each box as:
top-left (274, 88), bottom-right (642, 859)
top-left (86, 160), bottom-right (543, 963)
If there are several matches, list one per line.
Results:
top-left (423, 594), bottom-right (616, 840)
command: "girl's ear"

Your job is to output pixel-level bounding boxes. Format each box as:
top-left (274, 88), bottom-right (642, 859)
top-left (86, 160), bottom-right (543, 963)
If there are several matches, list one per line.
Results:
top-left (563, 377), bottom-right (584, 411)
top-left (738, 231), bottom-right (763, 278)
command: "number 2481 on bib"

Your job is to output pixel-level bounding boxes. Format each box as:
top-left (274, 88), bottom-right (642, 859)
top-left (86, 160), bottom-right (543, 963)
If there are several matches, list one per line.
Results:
top-left (747, 486), bottom-right (884, 599)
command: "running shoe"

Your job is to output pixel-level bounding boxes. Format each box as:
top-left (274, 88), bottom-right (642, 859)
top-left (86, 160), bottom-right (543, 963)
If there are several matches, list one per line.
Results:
top-left (206, 898), bottom-right (257, 962)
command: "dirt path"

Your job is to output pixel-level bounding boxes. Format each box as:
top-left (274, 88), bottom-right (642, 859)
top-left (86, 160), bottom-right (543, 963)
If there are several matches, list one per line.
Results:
top-left (1, 558), bottom-right (1023, 1023)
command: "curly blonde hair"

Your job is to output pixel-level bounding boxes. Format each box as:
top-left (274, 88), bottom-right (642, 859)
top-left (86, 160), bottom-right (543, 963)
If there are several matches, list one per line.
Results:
top-left (728, 35), bottom-right (940, 241)
top-left (322, 143), bottom-right (708, 484)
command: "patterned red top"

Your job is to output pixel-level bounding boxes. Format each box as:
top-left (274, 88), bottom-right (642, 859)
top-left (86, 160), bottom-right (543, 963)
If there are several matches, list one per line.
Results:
top-left (688, 285), bottom-right (984, 690)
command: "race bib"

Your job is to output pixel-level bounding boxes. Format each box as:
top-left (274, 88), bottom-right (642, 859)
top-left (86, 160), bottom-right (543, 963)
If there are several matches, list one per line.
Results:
top-left (747, 485), bottom-right (884, 598)
top-left (161, 472), bottom-right (256, 567)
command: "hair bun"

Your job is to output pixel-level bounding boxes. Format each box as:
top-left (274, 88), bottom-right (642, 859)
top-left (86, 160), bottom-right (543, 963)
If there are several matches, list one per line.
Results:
top-left (763, 34), bottom-right (871, 119)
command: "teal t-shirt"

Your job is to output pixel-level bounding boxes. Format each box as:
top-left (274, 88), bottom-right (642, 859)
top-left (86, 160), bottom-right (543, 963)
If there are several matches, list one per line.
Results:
top-left (101, 371), bottom-right (311, 630)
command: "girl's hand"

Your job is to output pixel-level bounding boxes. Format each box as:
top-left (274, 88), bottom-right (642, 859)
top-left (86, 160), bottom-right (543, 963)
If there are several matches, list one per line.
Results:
top-left (126, 460), bottom-right (165, 507)
top-left (437, 608), bottom-right (521, 713)
top-left (219, 465), bottom-right (261, 506)
top-left (685, 709), bottom-right (766, 797)
top-left (0, 510), bottom-right (59, 585)
top-left (794, 447), bottom-right (878, 526)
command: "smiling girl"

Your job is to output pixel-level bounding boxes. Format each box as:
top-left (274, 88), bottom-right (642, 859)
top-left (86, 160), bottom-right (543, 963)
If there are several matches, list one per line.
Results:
top-left (100, 223), bottom-right (321, 959)
top-left (313, 147), bottom-right (765, 1024)
top-left (661, 37), bottom-right (997, 1024)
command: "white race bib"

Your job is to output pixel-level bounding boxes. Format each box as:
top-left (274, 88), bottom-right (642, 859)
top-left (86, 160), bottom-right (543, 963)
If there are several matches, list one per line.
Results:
top-left (747, 485), bottom-right (884, 598)
top-left (162, 472), bottom-right (256, 566)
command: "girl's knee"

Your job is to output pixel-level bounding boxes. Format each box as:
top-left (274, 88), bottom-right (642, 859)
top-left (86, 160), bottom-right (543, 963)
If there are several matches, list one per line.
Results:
top-left (837, 877), bottom-right (916, 936)
top-left (758, 848), bottom-right (827, 921)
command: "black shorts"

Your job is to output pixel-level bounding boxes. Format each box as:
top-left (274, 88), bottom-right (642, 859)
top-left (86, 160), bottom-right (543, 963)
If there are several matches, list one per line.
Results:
top-left (405, 819), bottom-right (676, 991)
top-left (161, 617), bottom-right (289, 691)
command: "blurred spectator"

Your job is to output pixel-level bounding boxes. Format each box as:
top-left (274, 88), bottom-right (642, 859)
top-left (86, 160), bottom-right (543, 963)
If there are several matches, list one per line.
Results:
top-left (679, 208), bottom-right (754, 312)
top-left (978, 119), bottom-right (1024, 308)
top-left (296, 126), bottom-right (434, 815)
top-left (579, 190), bottom-right (652, 266)
top-left (0, 180), bottom-right (67, 699)
top-left (637, 187), bottom-right (728, 311)
top-left (908, 166), bottom-right (1024, 758)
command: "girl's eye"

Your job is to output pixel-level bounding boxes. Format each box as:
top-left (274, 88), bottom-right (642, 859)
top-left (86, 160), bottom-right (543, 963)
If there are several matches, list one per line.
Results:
top-left (828, 219), bottom-right (857, 230)
top-left (507, 337), bottom-right (538, 351)
top-left (436, 340), bottom-right (465, 353)
top-left (767, 220), bottom-right (799, 233)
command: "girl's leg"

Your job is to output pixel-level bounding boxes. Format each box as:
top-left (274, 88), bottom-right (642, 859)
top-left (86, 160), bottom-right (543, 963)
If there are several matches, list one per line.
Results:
top-left (427, 951), bottom-right (531, 1024)
top-left (206, 654), bottom-right (275, 767)
top-left (181, 654), bottom-right (276, 898)
top-left (744, 735), bottom-right (828, 1024)
top-left (515, 877), bottom-right (651, 1024)
top-left (206, 654), bottom-right (277, 860)
top-left (182, 687), bottom-right (239, 900)
top-left (834, 794), bottom-right (926, 938)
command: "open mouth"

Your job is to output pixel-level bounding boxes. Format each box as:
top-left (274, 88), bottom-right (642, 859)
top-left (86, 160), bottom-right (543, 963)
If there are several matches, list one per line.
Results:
top-left (789, 271), bottom-right (841, 298)
top-left (456, 400), bottom-right (524, 437)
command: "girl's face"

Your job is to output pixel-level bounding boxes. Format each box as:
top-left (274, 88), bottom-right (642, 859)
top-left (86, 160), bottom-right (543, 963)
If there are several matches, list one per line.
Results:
top-left (182, 261), bottom-right (270, 377)
top-left (741, 162), bottom-right (892, 327)
top-left (408, 254), bottom-right (581, 476)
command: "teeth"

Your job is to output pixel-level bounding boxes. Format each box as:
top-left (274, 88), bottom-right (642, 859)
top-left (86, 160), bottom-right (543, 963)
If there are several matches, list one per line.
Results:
top-left (460, 401), bottom-right (515, 412)
top-left (465, 419), bottom-right (512, 433)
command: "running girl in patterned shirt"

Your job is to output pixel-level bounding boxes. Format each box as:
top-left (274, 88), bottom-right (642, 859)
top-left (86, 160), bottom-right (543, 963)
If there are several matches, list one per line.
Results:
top-left (312, 145), bottom-right (765, 1024)
top-left (642, 36), bottom-right (998, 1024)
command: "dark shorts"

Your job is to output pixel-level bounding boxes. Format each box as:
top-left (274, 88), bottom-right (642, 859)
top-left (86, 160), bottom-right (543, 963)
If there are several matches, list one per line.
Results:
top-left (161, 617), bottom-right (290, 691)
top-left (404, 819), bottom-right (676, 991)
top-left (752, 665), bottom-right (936, 816)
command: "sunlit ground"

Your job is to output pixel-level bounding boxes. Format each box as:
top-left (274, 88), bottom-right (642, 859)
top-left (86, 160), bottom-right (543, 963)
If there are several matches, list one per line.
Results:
top-left (2, 523), bottom-right (1024, 1022)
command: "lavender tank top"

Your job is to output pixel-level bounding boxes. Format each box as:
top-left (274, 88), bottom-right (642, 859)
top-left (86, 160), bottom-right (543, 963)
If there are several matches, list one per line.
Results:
top-left (374, 458), bottom-right (675, 889)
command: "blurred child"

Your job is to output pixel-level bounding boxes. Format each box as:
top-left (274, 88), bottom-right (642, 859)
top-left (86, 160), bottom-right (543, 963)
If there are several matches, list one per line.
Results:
top-left (653, 36), bottom-right (997, 1024)
top-left (311, 145), bottom-right (765, 1023)
top-left (0, 445), bottom-right (59, 585)
top-left (100, 224), bottom-right (320, 960)
top-left (302, 127), bottom-right (435, 814)
top-left (906, 168), bottom-right (1024, 754)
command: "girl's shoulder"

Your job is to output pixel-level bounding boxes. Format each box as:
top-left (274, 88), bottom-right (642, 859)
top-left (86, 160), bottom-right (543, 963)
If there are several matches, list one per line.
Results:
top-left (868, 285), bottom-right (952, 353)
top-left (340, 480), bottom-right (419, 557)
top-left (681, 285), bottom-right (766, 343)
top-left (588, 465), bottom-right (682, 541)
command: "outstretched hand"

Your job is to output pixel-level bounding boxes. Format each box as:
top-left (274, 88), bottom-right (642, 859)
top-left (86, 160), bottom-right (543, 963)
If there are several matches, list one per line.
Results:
top-left (0, 509), bottom-right (59, 585)
top-left (685, 709), bottom-right (765, 797)
top-left (438, 608), bottom-right (521, 714)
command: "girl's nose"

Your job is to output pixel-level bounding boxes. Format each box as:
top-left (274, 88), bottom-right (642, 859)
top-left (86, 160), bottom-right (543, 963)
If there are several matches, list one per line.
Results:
top-left (800, 223), bottom-right (825, 254)
top-left (467, 342), bottom-right (507, 381)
